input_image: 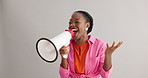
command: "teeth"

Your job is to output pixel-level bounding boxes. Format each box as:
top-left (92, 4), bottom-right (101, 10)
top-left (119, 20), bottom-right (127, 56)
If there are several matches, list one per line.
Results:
top-left (72, 29), bottom-right (78, 31)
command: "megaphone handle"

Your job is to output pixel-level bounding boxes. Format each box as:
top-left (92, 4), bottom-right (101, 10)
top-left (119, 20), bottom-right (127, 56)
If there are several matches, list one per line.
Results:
top-left (62, 54), bottom-right (68, 58)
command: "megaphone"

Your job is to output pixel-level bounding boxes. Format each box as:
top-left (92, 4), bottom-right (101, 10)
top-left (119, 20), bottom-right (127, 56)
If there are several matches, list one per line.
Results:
top-left (36, 29), bottom-right (74, 63)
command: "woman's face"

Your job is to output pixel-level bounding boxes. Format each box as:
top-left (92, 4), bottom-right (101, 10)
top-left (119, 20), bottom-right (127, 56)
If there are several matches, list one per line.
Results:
top-left (68, 13), bottom-right (89, 40)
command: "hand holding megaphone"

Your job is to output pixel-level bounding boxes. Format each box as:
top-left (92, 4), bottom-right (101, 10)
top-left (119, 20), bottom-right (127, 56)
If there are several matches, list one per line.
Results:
top-left (59, 45), bottom-right (70, 59)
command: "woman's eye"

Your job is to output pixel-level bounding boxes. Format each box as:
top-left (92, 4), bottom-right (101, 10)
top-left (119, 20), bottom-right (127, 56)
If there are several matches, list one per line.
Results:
top-left (69, 22), bottom-right (72, 24)
top-left (75, 21), bottom-right (79, 23)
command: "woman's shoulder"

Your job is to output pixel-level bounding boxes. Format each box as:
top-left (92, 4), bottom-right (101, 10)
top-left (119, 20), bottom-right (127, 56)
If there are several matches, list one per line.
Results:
top-left (88, 35), bottom-right (106, 44)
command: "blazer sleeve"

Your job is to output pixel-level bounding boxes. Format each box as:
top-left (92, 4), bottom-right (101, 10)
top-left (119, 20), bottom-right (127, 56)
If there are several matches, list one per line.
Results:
top-left (59, 65), bottom-right (71, 78)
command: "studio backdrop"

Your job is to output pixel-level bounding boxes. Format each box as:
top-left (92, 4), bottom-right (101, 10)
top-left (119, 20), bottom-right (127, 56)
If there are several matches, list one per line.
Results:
top-left (0, 0), bottom-right (148, 78)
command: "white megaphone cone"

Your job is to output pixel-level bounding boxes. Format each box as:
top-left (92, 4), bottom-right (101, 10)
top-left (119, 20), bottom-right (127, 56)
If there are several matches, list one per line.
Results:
top-left (36, 29), bottom-right (74, 63)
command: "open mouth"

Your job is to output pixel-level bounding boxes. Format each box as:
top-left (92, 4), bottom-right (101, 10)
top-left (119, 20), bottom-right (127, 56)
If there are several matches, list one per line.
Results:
top-left (72, 29), bottom-right (78, 33)
top-left (71, 29), bottom-right (78, 35)
top-left (72, 29), bottom-right (78, 32)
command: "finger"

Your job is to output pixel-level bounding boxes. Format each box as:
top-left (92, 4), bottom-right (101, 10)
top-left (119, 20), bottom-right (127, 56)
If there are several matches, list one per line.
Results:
top-left (60, 51), bottom-right (69, 55)
top-left (61, 45), bottom-right (69, 50)
top-left (61, 45), bottom-right (66, 49)
top-left (64, 45), bottom-right (70, 49)
top-left (60, 48), bottom-right (69, 54)
top-left (67, 46), bottom-right (70, 52)
top-left (115, 41), bottom-right (123, 48)
top-left (111, 41), bottom-right (115, 47)
top-left (60, 47), bottom-right (69, 52)
top-left (65, 46), bottom-right (70, 51)
top-left (106, 43), bottom-right (109, 48)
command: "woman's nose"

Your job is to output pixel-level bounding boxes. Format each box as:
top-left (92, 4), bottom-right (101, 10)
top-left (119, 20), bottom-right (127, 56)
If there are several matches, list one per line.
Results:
top-left (69, 23), bottom-right (75, 27)
top-left (69, 23), bottom-right (75, 28)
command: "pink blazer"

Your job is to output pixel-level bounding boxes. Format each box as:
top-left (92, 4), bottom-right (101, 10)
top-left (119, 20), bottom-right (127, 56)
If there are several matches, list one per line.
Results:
top-left (59, 35), bottom-right (112, 78)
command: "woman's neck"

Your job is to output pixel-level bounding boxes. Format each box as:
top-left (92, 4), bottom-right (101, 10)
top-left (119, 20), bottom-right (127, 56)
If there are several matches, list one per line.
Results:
top-left (74, 34), bottom-right (89, 45)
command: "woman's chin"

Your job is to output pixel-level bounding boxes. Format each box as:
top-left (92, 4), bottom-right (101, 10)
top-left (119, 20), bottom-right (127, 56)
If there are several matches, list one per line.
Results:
top-left (73, 35), bottom-right (79, 40)
top-left (73, 32), bottom-right (80, 40)
top-left (73, 33), bottom-right (77, 37)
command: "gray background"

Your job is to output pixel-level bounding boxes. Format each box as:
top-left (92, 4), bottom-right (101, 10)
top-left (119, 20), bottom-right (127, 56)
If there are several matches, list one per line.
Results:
top-left (0, 0), bottom-right (148, 78)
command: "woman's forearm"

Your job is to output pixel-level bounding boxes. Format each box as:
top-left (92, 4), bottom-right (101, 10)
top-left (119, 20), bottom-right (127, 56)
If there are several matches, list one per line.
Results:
top-left (103, 41), bottom-right (123, 71)
top-left (60, 57), bottom-right (68, 69)
top-left (103, 55), bottom-right (112, 71)
top-left (59, 46), bottom-right (69, 69)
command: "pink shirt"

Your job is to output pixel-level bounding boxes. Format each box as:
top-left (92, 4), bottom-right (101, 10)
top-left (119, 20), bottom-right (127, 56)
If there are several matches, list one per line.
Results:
top-left (59, 35), bottom-right (112, 78)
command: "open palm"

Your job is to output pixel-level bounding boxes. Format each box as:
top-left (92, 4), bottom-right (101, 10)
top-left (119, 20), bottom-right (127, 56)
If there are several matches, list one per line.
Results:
top-left (105, 41), bottom-right (123, 56)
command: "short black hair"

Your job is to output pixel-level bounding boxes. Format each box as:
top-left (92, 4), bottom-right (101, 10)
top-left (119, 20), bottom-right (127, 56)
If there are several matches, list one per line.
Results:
top-left (74, 11), bottom-right (93, 34)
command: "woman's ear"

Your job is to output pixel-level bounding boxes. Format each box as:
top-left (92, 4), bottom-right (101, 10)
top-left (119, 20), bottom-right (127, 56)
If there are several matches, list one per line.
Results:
top-left (85, 23), bottom-right (90, 31)
top-left (85, 22), bottom-right (90, 28)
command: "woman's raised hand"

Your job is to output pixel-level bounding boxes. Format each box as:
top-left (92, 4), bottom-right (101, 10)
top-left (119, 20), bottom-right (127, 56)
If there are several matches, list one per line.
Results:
top-left (105, 41), bottom-right (123, 56)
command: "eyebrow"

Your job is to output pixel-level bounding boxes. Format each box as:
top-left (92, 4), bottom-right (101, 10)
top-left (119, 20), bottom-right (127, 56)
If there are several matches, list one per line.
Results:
top-left (69, 19), bottom-right (80, 21)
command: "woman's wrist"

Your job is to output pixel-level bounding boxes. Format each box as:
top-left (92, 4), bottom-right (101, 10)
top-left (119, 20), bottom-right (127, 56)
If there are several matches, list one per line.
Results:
top-left (103, 54), bottom-right (112, 71)
top-left (105, 53), bottom-right (112, 58)
top-left (60, 56), bottom-right (68, 69)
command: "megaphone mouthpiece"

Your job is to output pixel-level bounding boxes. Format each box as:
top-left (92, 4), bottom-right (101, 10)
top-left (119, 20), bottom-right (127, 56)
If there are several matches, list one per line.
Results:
top-left (65, 29), bottom-right (74, 37)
